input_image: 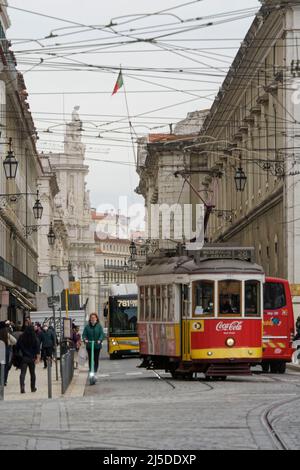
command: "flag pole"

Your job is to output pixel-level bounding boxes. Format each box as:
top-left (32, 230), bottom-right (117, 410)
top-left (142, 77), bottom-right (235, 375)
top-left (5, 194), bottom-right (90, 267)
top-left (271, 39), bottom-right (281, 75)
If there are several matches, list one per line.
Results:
top-left (120, 66), bottom-right (137, 166)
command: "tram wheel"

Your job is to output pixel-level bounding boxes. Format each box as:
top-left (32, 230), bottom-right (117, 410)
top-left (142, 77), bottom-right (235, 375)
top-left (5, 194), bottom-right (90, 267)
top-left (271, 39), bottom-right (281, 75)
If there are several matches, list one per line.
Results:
top-left (262, 362), bottom-right (270, 373)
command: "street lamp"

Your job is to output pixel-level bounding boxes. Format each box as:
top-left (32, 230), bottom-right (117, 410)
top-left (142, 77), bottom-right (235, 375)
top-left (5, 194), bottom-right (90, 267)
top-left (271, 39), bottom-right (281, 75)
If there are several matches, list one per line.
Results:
top-left (3, 138), bottom-right (18, 180)
top-left (47, 222), bottom-right (56, 246)
top-left (32, 191), bottom-right (43, 220)
top-left (234, 166), bottom-right (247, 192)
top-left (129, 240), bottom-right (137, 260)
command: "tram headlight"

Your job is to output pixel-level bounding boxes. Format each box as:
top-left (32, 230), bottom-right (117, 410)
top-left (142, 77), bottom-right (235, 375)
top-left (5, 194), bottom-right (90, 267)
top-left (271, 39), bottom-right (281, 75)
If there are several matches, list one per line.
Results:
top-left (226, 338), bottom-right (235, 348)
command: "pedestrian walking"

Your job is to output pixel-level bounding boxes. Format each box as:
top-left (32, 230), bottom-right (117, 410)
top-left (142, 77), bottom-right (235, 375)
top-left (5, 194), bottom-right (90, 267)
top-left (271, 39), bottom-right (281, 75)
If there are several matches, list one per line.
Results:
top-left (16, 326), bottom-right (40, 394)
top-left (0, 321), bottom-right (17, 386)
top-left (82, 314), bottom-right (105, 373)
top-left (39, 323), bottom-right (56, 369)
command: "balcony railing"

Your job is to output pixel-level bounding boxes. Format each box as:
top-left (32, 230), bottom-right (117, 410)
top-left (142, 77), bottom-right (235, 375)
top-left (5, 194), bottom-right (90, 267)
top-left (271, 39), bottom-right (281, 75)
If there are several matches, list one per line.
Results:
top-left (0, 256), bottom-right (39, 295)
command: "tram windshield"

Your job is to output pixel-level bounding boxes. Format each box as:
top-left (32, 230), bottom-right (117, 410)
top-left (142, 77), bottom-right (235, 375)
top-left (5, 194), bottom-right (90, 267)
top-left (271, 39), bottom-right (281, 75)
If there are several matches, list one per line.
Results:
top-left (219, 280), bottom-right (241, 315)
top-left (193, 281), bottom-right (214, 316)
top-left (109, 297), bottom-right (138, 337)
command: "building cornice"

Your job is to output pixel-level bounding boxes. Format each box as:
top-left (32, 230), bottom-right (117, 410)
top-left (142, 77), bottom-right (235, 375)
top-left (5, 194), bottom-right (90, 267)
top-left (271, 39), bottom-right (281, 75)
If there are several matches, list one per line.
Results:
top-left (215, 187), bottom-right (283, 242)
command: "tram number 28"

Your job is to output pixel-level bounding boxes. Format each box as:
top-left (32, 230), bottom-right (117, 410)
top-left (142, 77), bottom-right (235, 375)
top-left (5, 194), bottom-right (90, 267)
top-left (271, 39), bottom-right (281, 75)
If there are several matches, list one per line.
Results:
top-left (117, 300), bottom-right (138, 308)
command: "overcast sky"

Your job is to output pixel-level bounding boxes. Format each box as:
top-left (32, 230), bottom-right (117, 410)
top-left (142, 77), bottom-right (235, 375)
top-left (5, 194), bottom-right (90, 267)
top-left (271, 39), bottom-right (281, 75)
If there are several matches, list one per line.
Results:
top-left (6, 0), bottom-right (261, 214)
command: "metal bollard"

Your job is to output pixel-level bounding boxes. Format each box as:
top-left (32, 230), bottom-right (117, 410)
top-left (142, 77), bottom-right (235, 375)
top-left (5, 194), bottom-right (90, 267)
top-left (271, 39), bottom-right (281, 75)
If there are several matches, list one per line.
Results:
top-left (47, 357), bottom-right (52, 399)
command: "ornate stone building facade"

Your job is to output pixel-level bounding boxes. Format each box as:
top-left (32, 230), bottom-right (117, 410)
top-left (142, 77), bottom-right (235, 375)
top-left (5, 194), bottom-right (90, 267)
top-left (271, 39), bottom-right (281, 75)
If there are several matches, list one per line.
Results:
top-left (40, 110), bottom-right (96, 315)
top-left (0, 3), bottom-right (41, 322)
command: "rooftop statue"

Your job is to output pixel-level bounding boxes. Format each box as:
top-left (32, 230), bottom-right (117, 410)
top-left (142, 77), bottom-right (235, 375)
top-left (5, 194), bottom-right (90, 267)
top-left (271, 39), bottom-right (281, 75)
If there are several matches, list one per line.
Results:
top-left (72, 105), bottom-right (81, 122)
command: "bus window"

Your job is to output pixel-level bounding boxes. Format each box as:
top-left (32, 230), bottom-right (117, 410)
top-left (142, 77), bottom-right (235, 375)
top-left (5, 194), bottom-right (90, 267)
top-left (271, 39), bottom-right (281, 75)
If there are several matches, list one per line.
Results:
top-left (139, 287), bottom-right (145, 321)
top-left (193, 280), bottom-right (214, 317)
top-left (218, 280), bottom-right (241, 316)
top-left (245, 280), bottom-right (261, 317)
top-left (156, 286), bottom-right (161, 321)
top-left (264, 282), bottom-right (286, 310)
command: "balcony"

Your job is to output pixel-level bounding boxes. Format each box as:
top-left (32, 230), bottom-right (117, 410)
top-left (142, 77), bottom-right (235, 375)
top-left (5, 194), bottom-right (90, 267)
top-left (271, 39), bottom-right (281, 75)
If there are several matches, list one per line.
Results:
top-left (0, 256), bottom-right (39, 295)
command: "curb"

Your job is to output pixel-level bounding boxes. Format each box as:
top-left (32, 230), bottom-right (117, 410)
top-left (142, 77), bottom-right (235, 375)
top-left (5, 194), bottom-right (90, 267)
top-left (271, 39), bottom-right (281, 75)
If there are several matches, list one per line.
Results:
top-left (64, 366), bottom-right (89, 398)
top-left (287, 363), bottom-right (300, 372)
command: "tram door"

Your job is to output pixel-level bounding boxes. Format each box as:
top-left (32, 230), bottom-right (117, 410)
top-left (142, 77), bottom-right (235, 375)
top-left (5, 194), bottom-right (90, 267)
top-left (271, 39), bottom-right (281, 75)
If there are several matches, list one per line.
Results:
top-left (181, 284), bottom-right (191, 361)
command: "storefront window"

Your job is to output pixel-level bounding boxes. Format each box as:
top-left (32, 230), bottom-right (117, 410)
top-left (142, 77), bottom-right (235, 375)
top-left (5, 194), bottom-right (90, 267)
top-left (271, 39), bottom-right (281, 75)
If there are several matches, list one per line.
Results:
top-left (193, 281), bottom-right (214, 316)
top-left (218, 280), bottom-right (241, 316)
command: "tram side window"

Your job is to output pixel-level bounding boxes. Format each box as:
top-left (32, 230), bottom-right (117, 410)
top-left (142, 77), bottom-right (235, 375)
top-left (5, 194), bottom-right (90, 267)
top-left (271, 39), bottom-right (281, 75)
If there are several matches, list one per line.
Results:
top-left (139, 287), bottom-right (145, 321)
top-left (145, 287), bottom-right (151, 321)
top-left (183, 285), bottom-right (190, 318)
top-left (219, 280), bottom-right (241, 316)
top-left (193, 281), bottom-right (214, 316)
top-left (162, 285), bottom-right (168, 321)
top-left (156, 286), bottom-right (161, 321)
top-left (151, 286), bottom-right (156, 320)
top-left (168, 285), bottom-right (175, 322)
top-left (264, 282), bottom-right (286, 310)
top-left (245, 280), bottom-right (261, 317)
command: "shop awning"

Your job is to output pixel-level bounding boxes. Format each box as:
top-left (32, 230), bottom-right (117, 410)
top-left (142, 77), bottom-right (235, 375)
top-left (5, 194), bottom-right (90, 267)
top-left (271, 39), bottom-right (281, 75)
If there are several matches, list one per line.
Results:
top-left (9, 288), bottom-right (35, 310)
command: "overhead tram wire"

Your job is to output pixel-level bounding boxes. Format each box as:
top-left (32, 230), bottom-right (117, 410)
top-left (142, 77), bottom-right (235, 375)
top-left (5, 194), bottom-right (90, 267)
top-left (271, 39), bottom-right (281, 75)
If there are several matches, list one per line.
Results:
top-left (8, 3), bottom-right (256, 48)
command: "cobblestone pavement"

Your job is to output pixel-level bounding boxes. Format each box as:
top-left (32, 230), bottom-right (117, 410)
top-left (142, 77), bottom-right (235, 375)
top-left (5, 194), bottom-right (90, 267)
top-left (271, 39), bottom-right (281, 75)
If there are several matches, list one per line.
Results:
top-left (0, 352), bottom-right (300, 450)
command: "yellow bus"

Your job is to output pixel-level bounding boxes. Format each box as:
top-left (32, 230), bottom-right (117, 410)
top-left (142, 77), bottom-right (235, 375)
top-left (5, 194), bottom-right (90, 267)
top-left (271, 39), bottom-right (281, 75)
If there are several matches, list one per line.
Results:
top-left (105, 284), bottom-right (139, 359)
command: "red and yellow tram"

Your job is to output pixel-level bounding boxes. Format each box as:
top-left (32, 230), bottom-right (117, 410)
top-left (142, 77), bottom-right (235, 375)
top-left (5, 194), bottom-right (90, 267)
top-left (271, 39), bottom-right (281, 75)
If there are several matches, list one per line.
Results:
top-left (137, 247), bottom-right (265, 379)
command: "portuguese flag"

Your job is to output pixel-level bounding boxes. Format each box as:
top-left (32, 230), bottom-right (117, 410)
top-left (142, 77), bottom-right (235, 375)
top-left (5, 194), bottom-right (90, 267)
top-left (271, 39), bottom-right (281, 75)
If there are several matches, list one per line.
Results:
top-left (112, 70), bottom-right (124, 95)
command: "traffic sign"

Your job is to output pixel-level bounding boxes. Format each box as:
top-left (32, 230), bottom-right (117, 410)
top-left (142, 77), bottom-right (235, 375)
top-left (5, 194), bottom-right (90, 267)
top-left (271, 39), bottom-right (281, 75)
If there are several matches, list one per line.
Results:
top-left (69, 281), bottom-right (81, 295)
top-left (42, 274), bottom-right (64, 298)
top-left (47, 295), bottom-right (61, 308)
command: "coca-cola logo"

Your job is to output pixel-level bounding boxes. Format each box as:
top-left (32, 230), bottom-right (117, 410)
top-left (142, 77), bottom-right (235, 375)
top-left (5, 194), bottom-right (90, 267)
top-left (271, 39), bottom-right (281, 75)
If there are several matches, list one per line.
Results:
top-left (216, 321), bottom-right (243, 332)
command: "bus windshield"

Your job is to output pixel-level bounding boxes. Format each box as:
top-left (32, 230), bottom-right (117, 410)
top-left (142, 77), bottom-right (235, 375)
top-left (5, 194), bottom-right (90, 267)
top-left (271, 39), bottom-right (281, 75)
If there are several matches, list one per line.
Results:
top-left (109, 297), bottom-right (138, 336)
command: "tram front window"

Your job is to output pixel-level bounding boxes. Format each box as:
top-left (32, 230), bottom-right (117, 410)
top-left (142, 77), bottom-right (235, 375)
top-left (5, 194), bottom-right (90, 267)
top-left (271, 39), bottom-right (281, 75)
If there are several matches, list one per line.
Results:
top-left (110, 299), bottom-right (137, 336)
top-left (219, 280), bottom-right (241, 316)
top-left (193, 281), bottom-right (214, 316)
top-left (245, 280), bottom-right (261, 317)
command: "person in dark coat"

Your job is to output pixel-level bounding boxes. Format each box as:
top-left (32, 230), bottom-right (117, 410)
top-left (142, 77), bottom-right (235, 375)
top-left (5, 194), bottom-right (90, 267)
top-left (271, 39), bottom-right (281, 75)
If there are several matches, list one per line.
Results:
top-left (82, 313), bottom-right (105, 373)
top-left (16, 326), bottom-right (40, 393)
top-left (0, 321), bottom-right (17, 386)
top-left (39, 324), bottom-right (56, 368)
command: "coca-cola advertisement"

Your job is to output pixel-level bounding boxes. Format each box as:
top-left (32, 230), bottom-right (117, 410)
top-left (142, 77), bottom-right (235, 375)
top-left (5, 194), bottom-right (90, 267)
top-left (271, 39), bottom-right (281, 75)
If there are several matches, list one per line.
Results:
top-left (216, 321), bottom-right (243, 333)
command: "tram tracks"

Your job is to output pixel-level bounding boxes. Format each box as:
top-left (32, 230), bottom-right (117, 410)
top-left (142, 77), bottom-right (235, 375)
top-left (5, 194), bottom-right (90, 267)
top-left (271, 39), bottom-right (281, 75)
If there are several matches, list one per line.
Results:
top-left (259, 373), bottom-right (300, 450)
top-left (152, 369), bottom-right (217, 392)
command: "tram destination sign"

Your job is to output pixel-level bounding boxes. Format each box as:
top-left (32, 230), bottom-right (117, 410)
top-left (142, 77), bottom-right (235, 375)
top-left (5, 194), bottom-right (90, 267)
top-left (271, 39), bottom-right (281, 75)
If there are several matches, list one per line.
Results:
top-left (198, 246), bottom-right (255, 262)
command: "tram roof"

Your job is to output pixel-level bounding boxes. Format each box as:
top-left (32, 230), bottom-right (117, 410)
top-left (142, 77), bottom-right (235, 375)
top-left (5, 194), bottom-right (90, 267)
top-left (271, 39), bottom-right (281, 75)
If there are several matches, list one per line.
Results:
top-left (137, 256), bottom-right (264, 277)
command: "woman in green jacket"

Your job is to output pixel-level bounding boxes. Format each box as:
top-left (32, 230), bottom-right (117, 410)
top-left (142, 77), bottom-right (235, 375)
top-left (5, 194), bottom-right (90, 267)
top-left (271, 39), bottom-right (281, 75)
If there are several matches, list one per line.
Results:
top-left (82, 313), bottom-right (105, 373)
